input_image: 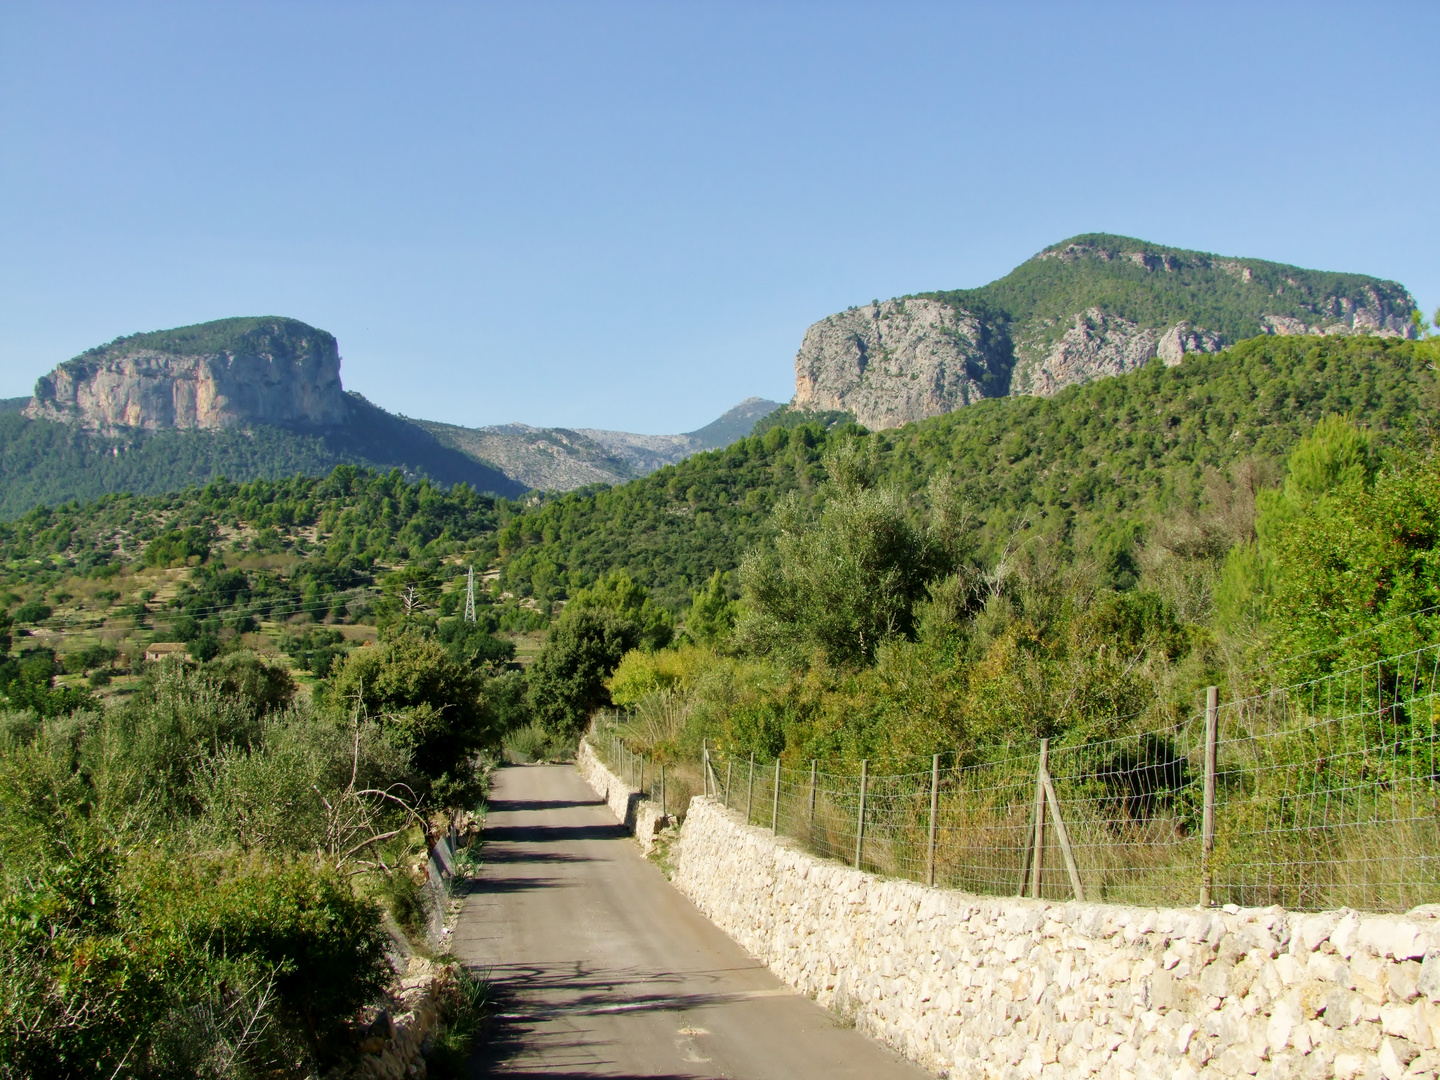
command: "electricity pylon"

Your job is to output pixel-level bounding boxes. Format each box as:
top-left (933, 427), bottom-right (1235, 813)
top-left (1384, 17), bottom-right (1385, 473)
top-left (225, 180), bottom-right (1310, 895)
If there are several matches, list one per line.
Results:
top-left (464, 564), bottom-right (476, 623)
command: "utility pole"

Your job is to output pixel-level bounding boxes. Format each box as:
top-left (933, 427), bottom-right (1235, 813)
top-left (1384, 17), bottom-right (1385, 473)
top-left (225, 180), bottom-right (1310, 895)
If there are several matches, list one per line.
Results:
top-left (464, 564), bottom-right (476, 623)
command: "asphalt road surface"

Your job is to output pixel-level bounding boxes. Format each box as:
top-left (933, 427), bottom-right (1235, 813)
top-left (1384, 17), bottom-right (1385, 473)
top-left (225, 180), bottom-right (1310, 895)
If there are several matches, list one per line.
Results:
top-left (455, 763), bottom-right (928, 1079)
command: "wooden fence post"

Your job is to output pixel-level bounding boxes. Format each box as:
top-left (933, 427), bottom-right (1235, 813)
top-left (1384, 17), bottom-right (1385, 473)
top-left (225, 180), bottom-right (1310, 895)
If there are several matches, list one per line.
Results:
top-left (927, 753), bottom-right (940, 888)
top-left (1201, 685), bottom-right (1219, 908)
top-left (1030, 739), bottom-right (1049, 898)
top-left (854, 760), bottom-right (869, 870)
top-left (772, 759), bottom-right (782, 834)
top-left (808, 759), bottom-right (817, 831)
top-left (746, 754), bottom-right (755, 824)
top-left (702, 740), bottom-right (709, 798)
top-left (1040, 769), bottom-right (1085, 901)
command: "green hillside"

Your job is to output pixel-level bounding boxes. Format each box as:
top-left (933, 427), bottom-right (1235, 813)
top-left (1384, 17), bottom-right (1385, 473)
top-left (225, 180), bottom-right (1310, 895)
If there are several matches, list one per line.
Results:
top-left (494, 335), bottom-right (1437, 610)
top-left (0, 393), bottom-right (527, 518)
top-left (684, 397), bottom-right (784, 450)
top-left (925, 233), bottom-right (1416, 356)
top-left (64, 315), bottom-right (333, 367)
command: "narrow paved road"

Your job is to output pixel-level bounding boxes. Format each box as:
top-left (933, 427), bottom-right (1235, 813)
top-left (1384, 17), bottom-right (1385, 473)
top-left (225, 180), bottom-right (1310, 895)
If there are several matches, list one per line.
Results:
top-left (455, 763), bottom-right (928, 1079)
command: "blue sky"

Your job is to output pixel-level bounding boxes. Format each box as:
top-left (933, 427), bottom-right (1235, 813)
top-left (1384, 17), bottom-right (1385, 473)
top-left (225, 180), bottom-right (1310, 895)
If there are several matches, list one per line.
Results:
top-left (2, 2), bottom-right (1436, 433)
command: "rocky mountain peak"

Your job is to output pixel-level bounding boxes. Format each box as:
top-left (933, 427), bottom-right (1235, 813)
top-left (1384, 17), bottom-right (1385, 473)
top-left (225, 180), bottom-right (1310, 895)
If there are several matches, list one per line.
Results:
top-left (794, 235), bottom-right (1418, 429)
top-left (25, 316), bottom-right (348, 431)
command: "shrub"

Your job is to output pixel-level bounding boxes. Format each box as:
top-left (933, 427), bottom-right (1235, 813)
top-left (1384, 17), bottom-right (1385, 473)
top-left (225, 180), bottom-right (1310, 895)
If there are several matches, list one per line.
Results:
top-left (11, 600), bottom-right (51, 625)
top-left (327, 630), bottom-right (490, 804)
top-left (503, 723), bottom-right (550, 762)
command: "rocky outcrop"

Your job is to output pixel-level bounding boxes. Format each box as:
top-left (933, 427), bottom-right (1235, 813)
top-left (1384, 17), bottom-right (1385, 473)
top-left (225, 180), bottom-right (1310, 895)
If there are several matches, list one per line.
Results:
top-left (792, 298), bottom-right (1010, 430)
top-left (1157, 322), bottom-right (1227, 365)
top-left (793, 236), bottom-right (1420, 429)
top-left (26, 317), bottom-right (347, 431)
top-left (1010, 308), bottom-right (1167, 397)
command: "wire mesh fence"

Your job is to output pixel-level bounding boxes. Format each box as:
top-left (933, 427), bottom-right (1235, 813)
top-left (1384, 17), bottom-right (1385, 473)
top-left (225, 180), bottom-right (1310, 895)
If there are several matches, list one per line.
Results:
top-left (590, 731), bottom-right (704, 826)
top-left (594, 642), bottom-right (1440, 912)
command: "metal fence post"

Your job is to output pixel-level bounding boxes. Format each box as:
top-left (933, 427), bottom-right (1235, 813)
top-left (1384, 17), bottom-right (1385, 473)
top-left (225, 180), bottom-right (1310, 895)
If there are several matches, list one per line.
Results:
top-left (660, 764), bottom-right (666, 818)
top-left (772, 759), bottom-right (781, 833)
top-left (725, 759), bottom-right (733, 809)
top-left (927, 752), bottom-right (940, 888)
top-left (746, 754), bottom-right (755, 824)
top-left (1201, 685), bottom-right (1219, 908)
top-left (702, 741), bottom-right (709, 798)
top-left (808, 759), bottom-right (817, 831)
top-left (854, 759), bottom-right (868, 870)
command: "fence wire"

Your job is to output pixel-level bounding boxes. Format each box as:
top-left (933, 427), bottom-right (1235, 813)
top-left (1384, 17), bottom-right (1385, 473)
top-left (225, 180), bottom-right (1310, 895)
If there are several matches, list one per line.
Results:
top-left (597, 643), bottom-right (1440, 912)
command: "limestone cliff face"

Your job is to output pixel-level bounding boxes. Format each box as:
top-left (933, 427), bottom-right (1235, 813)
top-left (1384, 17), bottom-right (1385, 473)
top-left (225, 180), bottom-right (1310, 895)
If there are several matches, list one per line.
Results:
top-left (792, 237), bottom-right (1419, 429)
top-left (791, 298), bottom-right (1009, 430)
top-left (26, 317), bottom-right (347, 431)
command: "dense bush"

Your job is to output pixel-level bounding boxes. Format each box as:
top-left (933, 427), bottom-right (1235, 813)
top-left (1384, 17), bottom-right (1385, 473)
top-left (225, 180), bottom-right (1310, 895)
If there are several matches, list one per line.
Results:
top-left (326, 629), bottom-right (493, 805)
top-left (0, 649), bottom-right (458, 1078)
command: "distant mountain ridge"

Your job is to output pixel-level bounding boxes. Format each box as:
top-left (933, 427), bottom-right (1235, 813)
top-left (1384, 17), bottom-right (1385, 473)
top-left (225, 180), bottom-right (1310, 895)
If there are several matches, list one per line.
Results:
top-left (794, 233), bottom-right (1419, 429)
top-left (417, 397), bottom-right (783, 491)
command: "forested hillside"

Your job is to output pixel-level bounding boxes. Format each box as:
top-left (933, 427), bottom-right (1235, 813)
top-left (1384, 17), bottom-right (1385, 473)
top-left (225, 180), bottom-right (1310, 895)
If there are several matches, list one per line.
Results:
top-left (0, 393), bottom-right (526, 517)
top-left (496, 335), bottom-right (1437, 610)
top-left (928, 232), bottom-right (1416, 353)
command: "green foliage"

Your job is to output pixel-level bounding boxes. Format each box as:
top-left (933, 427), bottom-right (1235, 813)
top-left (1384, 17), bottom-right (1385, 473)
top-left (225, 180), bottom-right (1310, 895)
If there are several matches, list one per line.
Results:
top-left (923, 232), bottom-right (1416, 355)
top-left (326, 630), bottom-right (491, 804)
top-left (606, 644), bottom-right (716, 710)
top-left (1263, 445), bottom-right (1440, 679)
top-left (0, 468), bottom-right (505, 645)
top-left (204, 651), bottom-right (298, 716)
top-left (0, 404), bottom-right (525, 520)
top-left (749, 404), bottom-right (857, 438)
top-left (12, 599), bottom-right (51, 625)
top-left (0, 648), bottom-right (93, 717)
top-left (736, 441), bottom-right (965, 666)
top-left (502, 722), bottom-right (550, 762)
top-left (0, 647), bottom-right (439, 1077)
top-left (526, 605), bottom-right (645, 736)
top-left (435, 617), bottom-right (516, 669)
top-left (683, 570), bottom-right (740, 646)
top-left (0, 845), bottom-right (389, 1079)
top-left (494, 336), bottom-right (1437, 611)
top-left (70, 315), bottom-right (332, 364)
top-left (279, 626), bottom-right (347, 677)
top-left (142, 525), bottom-right (214, 567)
top-left (1215, 416), bottom-right (1379, 636)
top-left (567, 571), bottom-right (674, 651)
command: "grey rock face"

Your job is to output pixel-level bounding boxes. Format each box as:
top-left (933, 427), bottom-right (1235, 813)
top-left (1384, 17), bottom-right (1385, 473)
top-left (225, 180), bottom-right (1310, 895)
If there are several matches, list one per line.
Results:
top-left (1010, 308), bottom-right (1163, 397)
top-left (1157, 322), bottom-right (1227, 365)
top-left (792, 245), bottom-right (1419, 429)
top-left (417, 397), bottom-right (781, 493)
top-left (792, 298), bottom-right (1009, 430)
top-left (26, 326), bottom-right (346, 431)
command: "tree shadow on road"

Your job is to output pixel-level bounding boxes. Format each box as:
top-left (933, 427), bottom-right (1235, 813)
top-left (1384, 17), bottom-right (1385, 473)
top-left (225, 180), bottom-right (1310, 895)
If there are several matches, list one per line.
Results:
top-left (487, 799), bottom-right (605, 813)
top-left (468, 959), bottom-right (781, 1078)
top-left (482, 823), bottom-right (628, 844)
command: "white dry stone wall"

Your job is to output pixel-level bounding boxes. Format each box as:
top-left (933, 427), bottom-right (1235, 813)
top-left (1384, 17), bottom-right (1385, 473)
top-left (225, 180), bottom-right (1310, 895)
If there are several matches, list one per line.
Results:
top-left (575, 739), bottom-right (668, 854)
top-left (672, 795), bottom-right (1440, 1080)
